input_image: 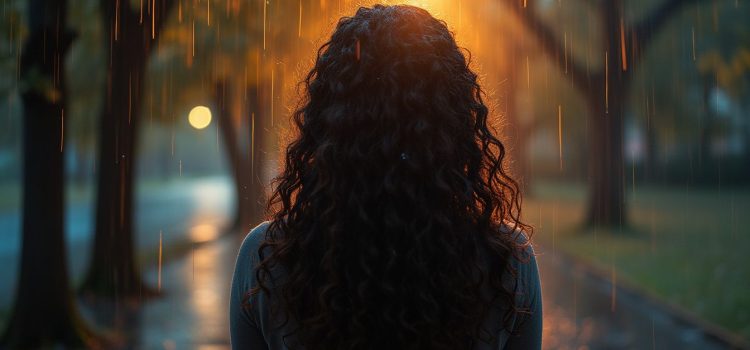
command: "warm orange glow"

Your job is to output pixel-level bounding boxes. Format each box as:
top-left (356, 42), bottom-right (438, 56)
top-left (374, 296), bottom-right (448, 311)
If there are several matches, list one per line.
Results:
top-left (605, 51), bottom-right (609, 114)
top-left (190, 223), bottom-right (220, 243)
top-left (188, 105), bottom-right (212, 129)
top-left (620, 18), bottom-right (627, 71)
top-left (558, 105), bottom-right (563, 171)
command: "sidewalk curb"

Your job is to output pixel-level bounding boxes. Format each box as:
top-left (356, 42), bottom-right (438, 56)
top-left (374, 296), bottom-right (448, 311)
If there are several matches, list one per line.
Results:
top-left (540, 246), bottom-right (750, 350)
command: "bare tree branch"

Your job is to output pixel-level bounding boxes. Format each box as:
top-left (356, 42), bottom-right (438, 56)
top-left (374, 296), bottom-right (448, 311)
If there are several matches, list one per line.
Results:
top-left (499, 0), bottom-right (594, 95)
top-left (634, 0), bottom-right (708, 53)
top-left (152, 0), bottom-right (176, 40)
top-left (102, 0), bottom-right (175, 45)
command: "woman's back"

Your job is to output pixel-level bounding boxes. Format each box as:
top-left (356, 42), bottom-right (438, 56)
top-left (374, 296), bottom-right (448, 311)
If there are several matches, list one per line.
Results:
top-left (230, 4), bottom-right (542, 349)
top-left (231, 222), bottom-right (542, 349)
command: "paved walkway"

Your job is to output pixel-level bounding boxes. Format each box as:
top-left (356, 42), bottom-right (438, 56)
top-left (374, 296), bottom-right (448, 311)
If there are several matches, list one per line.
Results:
top-left (536, 248), bottom-right (728, 349)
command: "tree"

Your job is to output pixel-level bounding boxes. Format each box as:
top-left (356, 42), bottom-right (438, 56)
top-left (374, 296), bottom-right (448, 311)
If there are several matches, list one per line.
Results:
top-left (80, 0), bottom-right (175, 299)
top-left (148, 0), bottom-right (268, 232)
top-left (214, 79), bottom-right (267, 230)
top-left (0, 0), bottom-right (99, 347)
top-left (67, 0), bottom-right (107, 185)
top-left (152, 0), bottom-right (304, 232)
top-left (500, 0), bottom-right (709, 227)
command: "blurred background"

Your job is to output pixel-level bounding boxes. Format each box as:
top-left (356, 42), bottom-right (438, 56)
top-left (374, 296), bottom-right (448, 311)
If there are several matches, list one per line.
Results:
top-left (0, 0), bottom-right (748, 349)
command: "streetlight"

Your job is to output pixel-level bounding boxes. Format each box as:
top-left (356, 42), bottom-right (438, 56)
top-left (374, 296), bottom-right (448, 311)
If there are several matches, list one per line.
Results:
top-left (188, 105), bottom-right (212, 129)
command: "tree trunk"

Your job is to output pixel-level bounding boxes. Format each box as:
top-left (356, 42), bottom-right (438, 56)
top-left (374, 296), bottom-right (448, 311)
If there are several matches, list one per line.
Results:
top-left (744, 113), bottom-right (750, 176)
top-left (699, 75), bottom-right (715, 173)
top-left (582, 1), bottom-right (629, 228)
top-left (1, 0), bottom-right (98, 347)
top-left (585, 78), bottom-right (627, 228)
top-left (644, 123), bottom-right (658, 183)
top-left (215, 81), bottom-right (266, 233)
top-left (81, 3), bottom-right (155, 299)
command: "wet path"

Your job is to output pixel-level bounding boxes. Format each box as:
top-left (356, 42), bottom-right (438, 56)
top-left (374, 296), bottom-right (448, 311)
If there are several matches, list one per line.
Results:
top-left (134, 236), bottom-right (241, 349)
top-left (536, 249), bottom-right (727, 349)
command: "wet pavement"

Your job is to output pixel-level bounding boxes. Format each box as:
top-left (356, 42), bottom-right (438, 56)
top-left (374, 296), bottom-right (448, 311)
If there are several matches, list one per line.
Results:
top-left (134, 236), bottom-right (241, 349)
top-left (125, 234), bottom-right (733, 349)
top-left (536, 248), bottom-right (729, 350)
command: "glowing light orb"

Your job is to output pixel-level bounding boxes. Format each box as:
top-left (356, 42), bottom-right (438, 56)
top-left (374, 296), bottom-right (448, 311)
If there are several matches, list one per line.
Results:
top-left (188, 106), bottom-right (212, 129)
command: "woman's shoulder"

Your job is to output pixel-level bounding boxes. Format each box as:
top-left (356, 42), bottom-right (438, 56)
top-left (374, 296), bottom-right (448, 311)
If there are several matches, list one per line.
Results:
top-left (497, 222), bottom-right (540, 301)
top-left (498, 223), bottom-right (535, 261)
top-left (237, 221), bottom-right (273, 259)
top-left (245, 219), bottom-right (273, 239)
top-left (234, 221), bottom-right (274, 287)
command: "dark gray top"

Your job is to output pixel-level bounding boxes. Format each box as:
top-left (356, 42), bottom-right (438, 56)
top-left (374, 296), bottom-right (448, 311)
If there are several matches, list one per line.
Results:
top-left (230, 221), bottom-right (542, 349)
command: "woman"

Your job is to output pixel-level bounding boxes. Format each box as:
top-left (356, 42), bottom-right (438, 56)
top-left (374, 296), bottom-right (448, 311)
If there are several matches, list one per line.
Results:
top-left (230, 4), bottom-right (542, 349)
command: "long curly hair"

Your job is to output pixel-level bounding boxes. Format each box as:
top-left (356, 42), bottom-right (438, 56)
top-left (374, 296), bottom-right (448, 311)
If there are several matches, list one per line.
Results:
top-left (250, 5), bottom-right (532, 349)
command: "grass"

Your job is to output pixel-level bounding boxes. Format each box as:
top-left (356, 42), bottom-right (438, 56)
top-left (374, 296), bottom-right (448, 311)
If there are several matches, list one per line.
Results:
top-left (524, 181), bottom-right (750, 340)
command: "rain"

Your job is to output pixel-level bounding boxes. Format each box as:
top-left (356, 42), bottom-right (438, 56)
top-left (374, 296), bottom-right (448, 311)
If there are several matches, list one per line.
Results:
top-left (0, 0), bottom-right (748, 348)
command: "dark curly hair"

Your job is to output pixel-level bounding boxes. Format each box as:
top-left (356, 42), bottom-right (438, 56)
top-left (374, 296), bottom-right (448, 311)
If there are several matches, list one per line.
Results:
top-left (250, 4), bottom-right (532, 349)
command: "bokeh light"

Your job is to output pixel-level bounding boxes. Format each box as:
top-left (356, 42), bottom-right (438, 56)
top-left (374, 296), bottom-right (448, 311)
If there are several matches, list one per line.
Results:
top-left (188, 106), bottom-right (212, 129)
